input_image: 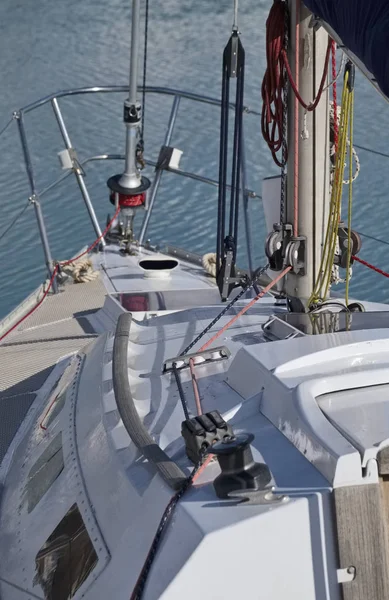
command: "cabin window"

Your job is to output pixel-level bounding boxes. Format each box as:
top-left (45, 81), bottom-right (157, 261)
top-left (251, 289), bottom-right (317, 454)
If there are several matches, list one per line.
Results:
top-left (25, 432), bottom-right (64, 513)
top-left (35, 503), bottom-right (98, 600)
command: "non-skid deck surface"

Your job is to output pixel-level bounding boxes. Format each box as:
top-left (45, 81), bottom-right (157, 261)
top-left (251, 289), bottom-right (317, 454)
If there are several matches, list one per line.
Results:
top-left (0, 277), bottom-right (106, 462)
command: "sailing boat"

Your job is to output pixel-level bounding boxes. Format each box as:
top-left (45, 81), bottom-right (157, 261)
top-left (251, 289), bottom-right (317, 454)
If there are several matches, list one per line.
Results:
top-left (1, 0), bottom-right (389, 598)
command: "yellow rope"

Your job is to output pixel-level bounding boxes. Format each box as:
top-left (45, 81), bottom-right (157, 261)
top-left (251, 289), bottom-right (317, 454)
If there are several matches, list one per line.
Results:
top-left (308, 66), bottom-right (354, 307)
top-left (345, 87), bottom-right (354, 305)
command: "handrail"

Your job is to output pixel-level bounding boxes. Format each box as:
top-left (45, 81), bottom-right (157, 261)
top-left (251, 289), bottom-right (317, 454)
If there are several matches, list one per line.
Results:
top-left (19, 85), bottom-right (260, 116)
top-left (112, 313), bottom-right (187, 490)
top-left (7, 84), bottom-right (258, 290)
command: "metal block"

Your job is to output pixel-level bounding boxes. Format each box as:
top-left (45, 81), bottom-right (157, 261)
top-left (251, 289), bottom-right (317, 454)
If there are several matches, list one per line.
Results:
top-left (163, 346), bottom-right (230, 373)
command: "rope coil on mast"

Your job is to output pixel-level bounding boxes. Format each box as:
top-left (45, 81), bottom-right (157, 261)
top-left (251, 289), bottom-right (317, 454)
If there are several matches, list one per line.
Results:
top-left (330, 102), bottom-right (360, 184)
top-left (261, 0), bottom-right (331, 169)
top-left (308, 62), bottom-right (356, 307)
top-left (262, 0), bottom-right (331, 283)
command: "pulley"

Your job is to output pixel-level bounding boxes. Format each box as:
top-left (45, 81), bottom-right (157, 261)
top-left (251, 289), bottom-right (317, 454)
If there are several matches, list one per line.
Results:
top-left (265, 223), bottom-right (306, 275)
top-left (337, 225), bottom-right (362, 268)
top-left (216, 24), bottom-right (246, 301)
top-left (285, 236), bottom-right (306, 276)
top-left (265, 228), bottom-right (283, 271)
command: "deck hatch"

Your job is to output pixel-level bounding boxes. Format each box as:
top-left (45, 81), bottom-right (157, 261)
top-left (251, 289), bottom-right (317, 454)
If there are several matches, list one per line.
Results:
top-left (35, 503), bottom-right (98, 599)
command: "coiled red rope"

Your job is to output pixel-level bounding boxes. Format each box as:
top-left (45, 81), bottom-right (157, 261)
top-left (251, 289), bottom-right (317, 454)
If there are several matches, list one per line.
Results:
top-left (283, 40), bottom-right (331, 112)
top-left (261, 0), bottom-right (287, 168)
top-left (0, 207), bottom-right (120, 343)
top-left (261, 0), bottom-right (331, 166)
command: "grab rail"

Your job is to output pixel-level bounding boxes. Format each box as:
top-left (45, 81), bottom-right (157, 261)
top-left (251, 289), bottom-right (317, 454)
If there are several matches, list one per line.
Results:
top-left (112, 313), bottom-right (187, 490)
top-left (6, 84), bottom-right (260, 289)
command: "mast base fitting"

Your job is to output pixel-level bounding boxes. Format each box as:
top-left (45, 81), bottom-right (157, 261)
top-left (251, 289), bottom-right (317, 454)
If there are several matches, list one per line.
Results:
top-left (123, 100), bottom-right (141, 124)
top-left (336, 225), bottom-right (362, 268)
top-left (210, 433), bottom-right (272, 500)
top-left (181, 410), bottom-right (234, 465)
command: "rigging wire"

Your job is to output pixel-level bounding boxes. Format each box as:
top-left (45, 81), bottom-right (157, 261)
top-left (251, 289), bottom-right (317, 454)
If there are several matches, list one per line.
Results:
top-left (0, 200), bottom-right (30, 244)
top-left (0, 115), bottom-right (15, 140)
top-left (354, 144), bottom-right (389, 159)
top-left (233, 0), bottom-right (239, 30)
top-left (357, 230), bottom-right (389, 247)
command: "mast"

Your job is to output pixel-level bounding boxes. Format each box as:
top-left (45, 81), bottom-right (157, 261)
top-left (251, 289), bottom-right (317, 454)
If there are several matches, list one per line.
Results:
top-left (120, 0), bottom-right (142, 190)
top-left (282, 1), bottom-right (330, 311)
top-left (107, 0), bottom-right (150, 246)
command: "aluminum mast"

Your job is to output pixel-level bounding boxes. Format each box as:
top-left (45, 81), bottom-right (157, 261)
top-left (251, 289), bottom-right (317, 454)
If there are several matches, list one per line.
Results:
top-left (283, 1), bottom-right (330, 311)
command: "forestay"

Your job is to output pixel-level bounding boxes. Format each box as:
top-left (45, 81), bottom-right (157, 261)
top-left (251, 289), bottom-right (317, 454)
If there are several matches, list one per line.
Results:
top-left (304, 0), bottom-right (389, 97)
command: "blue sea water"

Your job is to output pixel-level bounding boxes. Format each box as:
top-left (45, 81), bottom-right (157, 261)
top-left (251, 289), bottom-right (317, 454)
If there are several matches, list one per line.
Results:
top-left (0, 0), bottom-right (388, 318)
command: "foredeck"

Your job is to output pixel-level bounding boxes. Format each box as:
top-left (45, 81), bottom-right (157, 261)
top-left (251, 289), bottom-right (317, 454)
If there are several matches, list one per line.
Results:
top-left (0, 276), bottom-right (106, 462)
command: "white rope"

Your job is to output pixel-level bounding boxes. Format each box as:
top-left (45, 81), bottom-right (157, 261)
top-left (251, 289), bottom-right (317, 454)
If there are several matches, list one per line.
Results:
top-left (60, 258), bottom-right (99, 283)
top-left (330, 101), bottom-right (360, 184)
top-left (202, 253), bottom-right (217, 278)
top-left (323, 52), bottom-right (346, 92)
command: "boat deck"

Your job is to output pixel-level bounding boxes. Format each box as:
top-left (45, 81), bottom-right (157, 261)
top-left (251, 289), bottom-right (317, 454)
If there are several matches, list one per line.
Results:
top-left (0, 243), bottom-right (219, 467)
top-left (0, 277), bottom-right (106, 462)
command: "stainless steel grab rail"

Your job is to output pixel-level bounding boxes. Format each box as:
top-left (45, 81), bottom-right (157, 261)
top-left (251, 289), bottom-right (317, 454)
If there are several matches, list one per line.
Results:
top-left (7, 85), bottom-right (260, 288)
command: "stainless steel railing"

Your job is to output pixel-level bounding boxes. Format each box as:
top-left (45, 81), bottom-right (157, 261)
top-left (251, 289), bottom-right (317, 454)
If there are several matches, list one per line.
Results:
top-left (7, 85), bottom-right (260, 289)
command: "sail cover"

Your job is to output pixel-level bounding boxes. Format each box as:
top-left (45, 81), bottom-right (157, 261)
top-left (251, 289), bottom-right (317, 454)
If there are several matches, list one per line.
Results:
top-left (304, 0), bottom-right (389, 97)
